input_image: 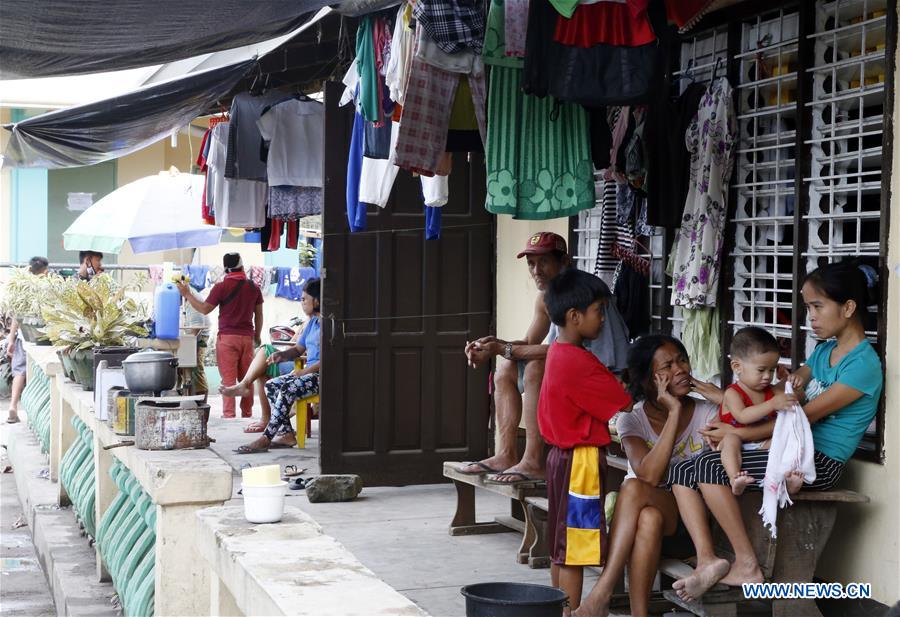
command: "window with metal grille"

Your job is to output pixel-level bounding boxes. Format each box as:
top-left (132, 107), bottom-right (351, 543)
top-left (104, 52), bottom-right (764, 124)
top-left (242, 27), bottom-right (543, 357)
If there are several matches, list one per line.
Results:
top-left (571, 0), bottom-right (892, 461)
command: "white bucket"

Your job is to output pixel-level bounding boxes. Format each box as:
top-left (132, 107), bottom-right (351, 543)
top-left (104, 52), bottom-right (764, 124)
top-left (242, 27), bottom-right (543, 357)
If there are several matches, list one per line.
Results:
top-left (242, 481), bottom-right (288, 523)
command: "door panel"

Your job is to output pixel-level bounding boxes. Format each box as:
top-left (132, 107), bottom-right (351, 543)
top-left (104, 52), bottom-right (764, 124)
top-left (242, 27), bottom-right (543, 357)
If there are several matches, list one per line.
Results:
top-left (321, 81), bottom-right (494, 485)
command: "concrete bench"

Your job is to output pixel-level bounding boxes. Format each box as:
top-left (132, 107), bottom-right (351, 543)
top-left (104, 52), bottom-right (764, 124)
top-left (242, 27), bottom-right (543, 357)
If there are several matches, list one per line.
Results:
top-left (196, 505), bottom-right (427, 616)
top-left (24, 343), bottom-right (234, 616)
top-left (443, 461), bottom-right (546, 566)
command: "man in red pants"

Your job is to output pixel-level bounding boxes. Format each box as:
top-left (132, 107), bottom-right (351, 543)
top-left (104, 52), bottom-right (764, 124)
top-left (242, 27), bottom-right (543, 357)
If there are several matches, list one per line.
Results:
top-left (177, 253), bottom-right (263, 418)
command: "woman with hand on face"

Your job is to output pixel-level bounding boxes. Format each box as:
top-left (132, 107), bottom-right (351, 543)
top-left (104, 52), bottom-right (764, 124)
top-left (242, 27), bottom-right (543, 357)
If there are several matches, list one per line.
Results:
top-left (576, 335), bottom-right (731, 617)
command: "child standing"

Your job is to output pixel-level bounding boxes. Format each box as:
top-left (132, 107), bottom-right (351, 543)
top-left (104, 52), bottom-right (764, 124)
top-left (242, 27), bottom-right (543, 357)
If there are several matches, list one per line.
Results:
top-left (538, 269), bottom-right (632, 610)
top-left (719, 327), bottom-right (798, 495)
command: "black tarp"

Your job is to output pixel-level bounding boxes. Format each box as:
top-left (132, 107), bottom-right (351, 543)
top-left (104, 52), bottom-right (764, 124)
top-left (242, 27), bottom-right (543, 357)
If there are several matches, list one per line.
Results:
top-left (2, 61), bottom-right (254, 169)
top-left (0, 0), bottom-right (333, 79)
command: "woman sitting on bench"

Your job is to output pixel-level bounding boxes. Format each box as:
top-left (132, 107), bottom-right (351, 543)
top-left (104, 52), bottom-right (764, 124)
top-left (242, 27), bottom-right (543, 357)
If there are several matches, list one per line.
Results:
top-left (670, 262), bottom-right (883, 602)
top-left (231, 278), bottom-right (321, 454)
top-left (576, 335), bottom-right (733, 617)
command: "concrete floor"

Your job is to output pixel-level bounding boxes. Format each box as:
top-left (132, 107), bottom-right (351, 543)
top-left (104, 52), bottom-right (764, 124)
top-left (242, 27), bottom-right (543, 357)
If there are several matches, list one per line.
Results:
top-left (0, 433), bottom-right (56, 617)
top-left (204, 394), bottom-right (621, 616)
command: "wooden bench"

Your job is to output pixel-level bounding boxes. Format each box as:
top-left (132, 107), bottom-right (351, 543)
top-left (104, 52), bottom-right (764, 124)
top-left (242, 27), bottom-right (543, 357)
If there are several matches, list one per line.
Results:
top-left (661, 488), bottom-right (869, 617)
top-left (521, 453), bottom-right (630, 569)
top-left (443, 461), bottom-right (547, 566)
top-left (521, 450), bottom-right (869, 617)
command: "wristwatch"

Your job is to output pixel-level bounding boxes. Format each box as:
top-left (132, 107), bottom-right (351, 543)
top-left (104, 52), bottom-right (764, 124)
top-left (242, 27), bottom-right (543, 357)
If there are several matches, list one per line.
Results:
top-left (503, 342), bottom-right (514, 360)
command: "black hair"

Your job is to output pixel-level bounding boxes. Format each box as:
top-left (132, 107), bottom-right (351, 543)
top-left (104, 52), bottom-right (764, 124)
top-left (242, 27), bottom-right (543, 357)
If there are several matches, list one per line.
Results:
top-left (303, 278), bottom-right (321, 303)
top-left (79, 250), bottom-right (103, 262)
top-left (730, 326), bottom-right (779, 360)
top-left (803, 260), bottom-right (874, 325)
top-left (624, 334), bottom-right (689, 402)
top-left (544, 269), bottom-right (611, 326)
top-left (28, 256), bottom-right (49, 275)
top-left (222, 252), bottom-right (243, 272)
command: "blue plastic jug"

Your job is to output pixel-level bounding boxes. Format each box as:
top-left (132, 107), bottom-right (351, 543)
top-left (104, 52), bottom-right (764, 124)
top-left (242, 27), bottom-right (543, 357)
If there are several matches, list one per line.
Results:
top-left (154, 283), bottom-right (181, 340)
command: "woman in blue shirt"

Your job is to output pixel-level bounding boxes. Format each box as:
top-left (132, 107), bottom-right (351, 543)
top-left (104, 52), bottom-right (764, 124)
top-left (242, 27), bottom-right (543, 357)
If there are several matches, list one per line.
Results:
top-left (234, 278), bottom-right (322, 453)
top-left (669, 262), bottom-right (882, 602)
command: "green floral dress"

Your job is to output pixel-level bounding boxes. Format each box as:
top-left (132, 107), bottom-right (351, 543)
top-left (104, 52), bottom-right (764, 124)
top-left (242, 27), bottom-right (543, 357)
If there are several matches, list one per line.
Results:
top-left (483, 0), bottom-right (595, 220)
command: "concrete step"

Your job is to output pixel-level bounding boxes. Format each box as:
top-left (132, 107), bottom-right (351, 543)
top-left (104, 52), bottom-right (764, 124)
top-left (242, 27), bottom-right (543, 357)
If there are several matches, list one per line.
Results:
top-left (5, 423), bottom-right (118, 617)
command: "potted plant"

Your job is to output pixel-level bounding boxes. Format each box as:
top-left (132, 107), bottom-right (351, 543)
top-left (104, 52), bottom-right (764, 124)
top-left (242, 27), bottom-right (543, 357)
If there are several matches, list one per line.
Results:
top-left (0, 268), bottom-right (65, 344)
top-left (298, 242), bottom-right (318, 268)
top-left (42, 274), bottom-right (149, 390)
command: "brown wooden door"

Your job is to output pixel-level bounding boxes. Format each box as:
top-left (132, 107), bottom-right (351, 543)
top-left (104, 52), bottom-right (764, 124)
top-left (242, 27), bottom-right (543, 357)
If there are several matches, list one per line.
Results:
top-left (320, 82), bottom-right (494, 485)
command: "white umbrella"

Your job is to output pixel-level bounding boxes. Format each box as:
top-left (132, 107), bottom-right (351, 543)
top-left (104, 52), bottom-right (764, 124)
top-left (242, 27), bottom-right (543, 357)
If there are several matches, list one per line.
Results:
top-left (63, 169), bottom-right (223, 254)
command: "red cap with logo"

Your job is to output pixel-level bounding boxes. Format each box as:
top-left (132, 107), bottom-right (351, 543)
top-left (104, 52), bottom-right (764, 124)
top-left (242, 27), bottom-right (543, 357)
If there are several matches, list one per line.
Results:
top-left (517, 232), bottom-right (568, 259)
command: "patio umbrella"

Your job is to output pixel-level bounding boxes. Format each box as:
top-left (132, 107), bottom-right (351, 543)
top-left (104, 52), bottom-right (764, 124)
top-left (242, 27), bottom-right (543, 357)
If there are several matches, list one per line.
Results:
top-left (63, 169), bottom-right (223, 254)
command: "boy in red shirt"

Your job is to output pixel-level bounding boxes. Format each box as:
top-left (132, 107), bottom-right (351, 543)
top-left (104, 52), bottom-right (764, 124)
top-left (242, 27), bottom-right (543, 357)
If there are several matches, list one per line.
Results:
top-left (539, 269), bottom-right (632, 610)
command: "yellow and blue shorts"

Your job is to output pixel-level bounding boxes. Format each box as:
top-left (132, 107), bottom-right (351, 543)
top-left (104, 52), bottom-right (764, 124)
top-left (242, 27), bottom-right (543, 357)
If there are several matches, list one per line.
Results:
top-left (547, 445), bottom-right (608, 566)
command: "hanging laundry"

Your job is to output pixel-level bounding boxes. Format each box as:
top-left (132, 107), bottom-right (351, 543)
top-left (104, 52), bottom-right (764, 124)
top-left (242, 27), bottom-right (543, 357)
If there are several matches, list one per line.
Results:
top-left (503, 0), bottom-right (529, 58)
top-left (413, 0), bottom-right (486, 55)
top-left (614, 260), bottom-right (650, 338)
top-left (196, 128), bottom-right (216, 225)
top-left (208, 266), bottom-right (226, 285)
top-left (425, 204), bottom-right (442, 240)
top-left (483, 0), bottom-right (594, 220)
top-left (644, 81), bottom-right (706, 228)
top-left (256, 99), bottom-right (324, 188)
top-left (224, 90), bottom-right (292, 181)
top-left (393, 31), bottom-right (487, 177)
top-left (249, 266), bottom-right (268, 291)
top-left (148, 265), bottom-right (164, 287)
top-left (182, 265), bottom-right (210, 291)
top-left (360, 121), bottom-right (450, 208)
top-left (207, 122), bottom-right (267, 229)
top-left (593, 180), bottom-right (621, 279)
top-left (275, 267), bottom-right (305, 301)
top-left (356, 16), bottom-right (382, 123)
top-left (346, 111), bottom-right (368, 232)
top-left (285, 220), bottom-right (300, 249)
top-left (681, 307), bottom-right (721, 381)
top-left (522, 0), bottom-right (661, 106)
top-left (385, 3), bottom-right (415, 106)
top-left (364, 117), bottom-right (393, 159)
top-left (669, 77), bottom-right (737, 309)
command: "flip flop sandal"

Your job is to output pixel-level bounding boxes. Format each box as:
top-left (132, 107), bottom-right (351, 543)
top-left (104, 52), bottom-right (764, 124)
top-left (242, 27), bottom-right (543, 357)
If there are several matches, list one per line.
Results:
top-left (6, 417), bottom-right (21, 424)
top-left (282, 465), bottom-right (307, 478)
top-left (233, 445), bottom-right (269, 454)
top-left (456, 461), bottom-right (501, 475)
top-left (483, 472), bottom-right (544, 487)
top-left (289, 478), bottom-right (306, 490)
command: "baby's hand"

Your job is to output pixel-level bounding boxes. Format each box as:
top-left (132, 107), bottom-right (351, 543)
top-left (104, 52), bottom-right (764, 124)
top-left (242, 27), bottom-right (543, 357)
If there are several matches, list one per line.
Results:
top-left (786, 372), bottom-right (805, 391)
top-left (690, 376), bottom-right (723, 405)
top-left (771, 391), bottom-right (799, 411)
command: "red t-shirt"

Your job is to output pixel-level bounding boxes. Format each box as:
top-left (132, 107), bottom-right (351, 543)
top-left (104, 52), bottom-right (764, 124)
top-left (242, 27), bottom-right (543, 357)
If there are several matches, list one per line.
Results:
top-left (206, 274), bottom-right (263, 337)
top-left (719, 383), bottom-right (776, 428)
top-left (538, 342), bottom-right (632, 449)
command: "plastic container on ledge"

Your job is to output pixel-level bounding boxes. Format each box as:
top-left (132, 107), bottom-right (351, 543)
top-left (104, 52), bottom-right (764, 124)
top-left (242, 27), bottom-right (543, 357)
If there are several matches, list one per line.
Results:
top-left (154, 283), bottom-right (181, 340)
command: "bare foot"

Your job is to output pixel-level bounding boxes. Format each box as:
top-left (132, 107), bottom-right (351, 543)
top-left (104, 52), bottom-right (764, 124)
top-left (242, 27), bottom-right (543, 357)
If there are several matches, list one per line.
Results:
top-left (785, 470), bottom-right (804, 495)
top-left (719, 557), bottom-right (764, 587)
top-left (246, 436), bottom-right (271, 450)
top-left (459, 455), bottom-right (517, 475)
top-left (220, 382), bottom-right (253, 397)
top-left (490, 462), bottom-right (545, 483)
top-left (672, 558), bottom-right (730, 601)
top-left (730, 471), bottom-right (756, 496)
top-left (270, 435), bottom-right (297, 447)
top-left (572, 596), bottom-right (609, 617)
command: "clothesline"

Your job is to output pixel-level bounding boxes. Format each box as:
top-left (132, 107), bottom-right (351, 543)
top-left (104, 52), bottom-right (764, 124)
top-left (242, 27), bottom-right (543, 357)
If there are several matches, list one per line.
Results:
top-left (321, 222), bottom-right (491, 238)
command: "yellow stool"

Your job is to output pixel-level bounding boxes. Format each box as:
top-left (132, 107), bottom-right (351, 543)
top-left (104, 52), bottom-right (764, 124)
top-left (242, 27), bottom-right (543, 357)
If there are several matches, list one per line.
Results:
top-left (290, 359), bottom-right (320, 449)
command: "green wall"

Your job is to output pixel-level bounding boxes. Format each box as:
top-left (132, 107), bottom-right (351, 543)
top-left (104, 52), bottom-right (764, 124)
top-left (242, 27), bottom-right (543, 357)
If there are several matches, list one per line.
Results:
top-left (46, 163), bottom-right (117, 263)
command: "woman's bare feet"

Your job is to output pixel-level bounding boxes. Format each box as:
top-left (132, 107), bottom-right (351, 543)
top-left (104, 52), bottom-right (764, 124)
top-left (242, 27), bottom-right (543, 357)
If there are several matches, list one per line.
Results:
top-left (785, 470), bottom-right (805, 495)
top-left (672, 558), bottom-right (730, 601)
top-left (572, 596), bottom-right (609, 617)
top-left (719, 556), bottom-right (764, 587)
top-left (220, 382), bottom-right (253, 398)
top-left (730, 471), bottom-right (756, 496)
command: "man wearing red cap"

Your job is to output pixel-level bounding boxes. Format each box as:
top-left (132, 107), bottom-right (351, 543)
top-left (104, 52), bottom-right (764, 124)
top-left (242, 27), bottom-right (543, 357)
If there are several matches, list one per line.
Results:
top-left (463, 231), bottom-right (570, 484)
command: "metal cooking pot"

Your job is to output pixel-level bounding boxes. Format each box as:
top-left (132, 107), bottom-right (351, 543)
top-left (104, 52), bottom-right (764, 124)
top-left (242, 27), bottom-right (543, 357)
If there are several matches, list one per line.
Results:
top-left (121, 350), bottom-right (178, 393)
